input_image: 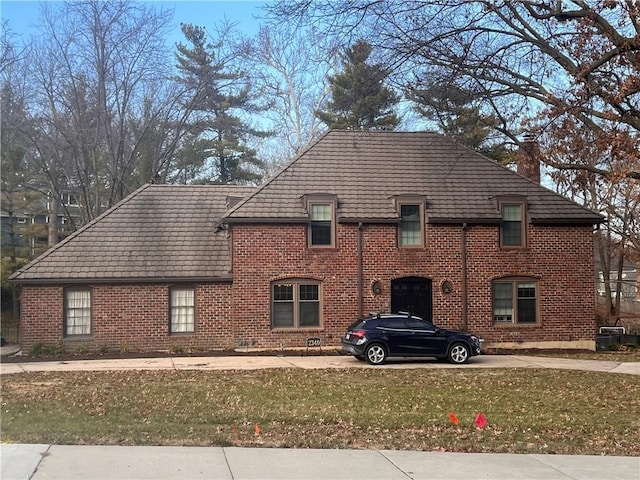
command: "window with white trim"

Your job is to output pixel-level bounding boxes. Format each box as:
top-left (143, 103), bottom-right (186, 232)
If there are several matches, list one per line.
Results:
top-left (493, 279), bottom-right (538, 324)
top-left (64, 288), bottom-right (91, 336)
top-left (170, 287), bottom-right (195, 333)
top-left (272, 280), bottom-right (321, 328)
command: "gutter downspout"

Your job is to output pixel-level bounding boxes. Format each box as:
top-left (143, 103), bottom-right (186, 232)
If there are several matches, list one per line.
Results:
top-left (358, 222), bottom-right (363, 319)
top-left (461, 223), bottom-right (468, 332)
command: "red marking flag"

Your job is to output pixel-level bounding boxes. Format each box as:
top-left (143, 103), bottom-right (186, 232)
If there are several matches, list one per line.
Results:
top-left (474, 412), bottom-right (488, 429)
top-left (449, 412), bottom-right (459, 426)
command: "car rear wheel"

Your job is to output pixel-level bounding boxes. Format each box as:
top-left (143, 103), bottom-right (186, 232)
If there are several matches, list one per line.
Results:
top-left (365, 343), bottom-right (387, 365)
top-left (448, 343), bottom-right (470, 364)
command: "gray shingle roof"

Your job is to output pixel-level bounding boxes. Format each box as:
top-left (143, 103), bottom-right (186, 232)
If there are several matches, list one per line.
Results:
top-left (225, 130), bottom-right (603, 225)
top-left (10, 184), bottom-right (254, 283)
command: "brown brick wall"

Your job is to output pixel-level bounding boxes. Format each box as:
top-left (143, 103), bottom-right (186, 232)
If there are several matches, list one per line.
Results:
top-left (18, 221), bottom-right (597, 353)
top-left (19, 283), bottom-right (234, 354)
top-left (231, 222), bottom-right (596, 349)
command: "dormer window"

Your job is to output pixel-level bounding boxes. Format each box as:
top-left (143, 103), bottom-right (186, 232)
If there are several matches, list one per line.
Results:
top-left (305, 194), bottom-right (337, 248)
top-left (310, 204), bottom-right (332, 245)
top-left (500, 201), bottom-right (526, 247)
top-left (395, 196), bottom-right (425, 248)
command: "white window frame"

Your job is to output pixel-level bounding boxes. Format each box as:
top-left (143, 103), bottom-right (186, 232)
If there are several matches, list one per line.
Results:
top-left (170, 286), bottom-right (196, 333)
top-left (64, 288), bottom-right (92, 336)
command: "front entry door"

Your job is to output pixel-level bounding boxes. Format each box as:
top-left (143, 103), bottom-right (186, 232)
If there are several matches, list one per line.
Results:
top-left (391, 277), bottom-right (433, 322)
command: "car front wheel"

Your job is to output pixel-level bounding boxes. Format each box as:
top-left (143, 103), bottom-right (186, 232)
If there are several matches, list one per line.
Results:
top-left (365, 343), bottom-right (387, 365)
top-left (448, 343), bottom-right (470, 364)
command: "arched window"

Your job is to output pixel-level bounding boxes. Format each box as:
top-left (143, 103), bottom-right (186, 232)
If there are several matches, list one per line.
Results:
top-left (493, 278), bottom-right (538, 324)
top-left (272, 280), bottom-right (322, 329)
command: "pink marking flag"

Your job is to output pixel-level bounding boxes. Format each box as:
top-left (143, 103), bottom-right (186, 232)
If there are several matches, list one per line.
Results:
top-left (474, 412), bottom-right (488, 429)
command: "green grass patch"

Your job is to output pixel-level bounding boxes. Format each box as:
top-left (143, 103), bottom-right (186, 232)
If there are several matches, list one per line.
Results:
top-left (1, 368), bottom-right (638, 455)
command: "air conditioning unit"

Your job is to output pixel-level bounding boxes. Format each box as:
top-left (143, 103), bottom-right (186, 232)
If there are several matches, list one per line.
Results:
top-left (599, 326), bottom-right (626, 335)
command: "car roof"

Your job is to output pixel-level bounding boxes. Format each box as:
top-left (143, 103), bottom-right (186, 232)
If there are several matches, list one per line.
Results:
top-left (365, 313), bottom-right (428, 321)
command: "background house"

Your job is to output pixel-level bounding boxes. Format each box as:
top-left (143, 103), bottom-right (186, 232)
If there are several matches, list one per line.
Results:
top-left (10, 131), bottom-right (603, 353)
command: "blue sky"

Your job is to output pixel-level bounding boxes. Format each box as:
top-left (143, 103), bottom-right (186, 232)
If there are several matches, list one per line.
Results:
top-left (1, 1), bottom-right (268, 44)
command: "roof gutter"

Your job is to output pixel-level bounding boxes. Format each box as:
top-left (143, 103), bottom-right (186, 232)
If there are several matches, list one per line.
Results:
top-left (222, 217), bottom-right (309, 225)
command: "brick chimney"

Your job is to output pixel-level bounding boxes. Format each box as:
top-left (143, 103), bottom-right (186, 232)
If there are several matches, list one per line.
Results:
top-left (517, 134), bottom-right (541, 184)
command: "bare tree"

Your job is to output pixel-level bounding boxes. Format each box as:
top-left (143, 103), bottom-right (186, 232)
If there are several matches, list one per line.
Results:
top-left (268, 0), bottom-right (640, 319)
top-left (27, 0), bottom-right (186, 226)
top-left (268, 1), bottom-right (640, 177)
top-left (541, 118), bottom-right (639, 323)
top-left (239, 23), bottom-right (340, 165)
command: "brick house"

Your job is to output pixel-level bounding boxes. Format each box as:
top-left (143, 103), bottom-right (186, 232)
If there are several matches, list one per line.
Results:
top-left (10, 131), bottom-right (603, 353)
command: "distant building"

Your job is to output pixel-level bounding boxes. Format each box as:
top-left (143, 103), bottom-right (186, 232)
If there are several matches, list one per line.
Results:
top-left (596, 256), bottom-right (639, 302)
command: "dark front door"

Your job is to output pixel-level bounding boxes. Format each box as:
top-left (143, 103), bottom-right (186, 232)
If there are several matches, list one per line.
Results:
top-left (391, 277), bottom-right (433, 322)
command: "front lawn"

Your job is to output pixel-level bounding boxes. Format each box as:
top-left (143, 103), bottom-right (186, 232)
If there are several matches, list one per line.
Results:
top-left (1, 368), bottom-right (638, 456)
top-left (507, 350), bottom-right (640, 363)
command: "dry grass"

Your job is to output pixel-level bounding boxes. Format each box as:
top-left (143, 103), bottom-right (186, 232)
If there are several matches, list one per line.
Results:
top-left (514, 350), bottom-right (640, 363)
top-left (1, 368), bottom-right (639, 456)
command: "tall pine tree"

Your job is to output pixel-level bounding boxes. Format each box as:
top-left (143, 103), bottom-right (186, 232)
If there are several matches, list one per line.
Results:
top-left (316, 40), bottom-right (399, 130)
top-left (176, 24), bottom-right (267, 184)
top-left (408, 83), bottom-right (515, 164)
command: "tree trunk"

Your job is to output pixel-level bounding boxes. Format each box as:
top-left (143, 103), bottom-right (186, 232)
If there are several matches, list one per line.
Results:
top-left (613, 253), bottom-right (625, 325)
top-left (48, 195), bottom-right (59, 246)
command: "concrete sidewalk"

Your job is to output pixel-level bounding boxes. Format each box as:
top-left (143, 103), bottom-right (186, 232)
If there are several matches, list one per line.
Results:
top-left (2, 444), bottom-right (639, 480)
top-left (1, 352), bottom-right (639, 375)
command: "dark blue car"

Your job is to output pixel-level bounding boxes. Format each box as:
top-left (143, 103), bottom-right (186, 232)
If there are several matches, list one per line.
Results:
top-left (342, 313), bottom-right (482, 365)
